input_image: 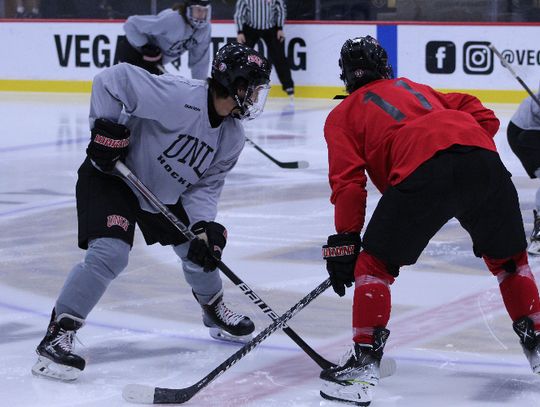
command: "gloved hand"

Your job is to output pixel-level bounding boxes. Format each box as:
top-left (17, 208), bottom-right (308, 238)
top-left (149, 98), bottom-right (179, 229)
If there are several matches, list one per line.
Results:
top-left (86, 118), bottom-right (130, 172)
top-left (187, 221), bottom-right (227, 272)
top-left (322, 233), bottom-right (361, 297)
top-left (140, 43), bottom-right (162, 62)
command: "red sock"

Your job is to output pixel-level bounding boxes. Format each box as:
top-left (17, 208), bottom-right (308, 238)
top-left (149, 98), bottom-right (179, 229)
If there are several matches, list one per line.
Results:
top-left (484, 251), bottom-right (540, 330)
top-left (352, 252), bottom-right (393, 344)
top-left (499, 269), bottom-right (540, 322)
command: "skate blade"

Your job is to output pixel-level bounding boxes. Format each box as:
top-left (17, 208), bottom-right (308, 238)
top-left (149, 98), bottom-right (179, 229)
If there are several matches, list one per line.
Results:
top-left (320, 380), bottom-right (373, 406)
top-left (31, 355), bottom-right (82, 381)
top-left (209, 327), bottom-right (252, 344)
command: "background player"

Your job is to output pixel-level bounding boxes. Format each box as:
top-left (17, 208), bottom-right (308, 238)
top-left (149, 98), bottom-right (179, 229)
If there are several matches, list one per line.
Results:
top-left (117, 0), bottom-right (211, 77)
top-left (507, 86), bottom-right (540, 255)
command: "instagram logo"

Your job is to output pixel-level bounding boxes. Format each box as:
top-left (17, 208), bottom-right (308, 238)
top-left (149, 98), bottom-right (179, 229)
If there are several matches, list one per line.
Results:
top-left (463, 41), bottom-right (493, 74)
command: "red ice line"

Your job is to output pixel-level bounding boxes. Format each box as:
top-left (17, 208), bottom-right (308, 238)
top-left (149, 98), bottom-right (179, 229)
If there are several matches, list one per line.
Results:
top-left (200, 272), bottom-right (535, 405)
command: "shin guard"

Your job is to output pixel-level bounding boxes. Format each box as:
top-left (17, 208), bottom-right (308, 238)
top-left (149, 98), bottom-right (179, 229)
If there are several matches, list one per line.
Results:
top-left (352, 251), bottom-right (394, 344)
top-left (484, 251), bottom-right (540, 329)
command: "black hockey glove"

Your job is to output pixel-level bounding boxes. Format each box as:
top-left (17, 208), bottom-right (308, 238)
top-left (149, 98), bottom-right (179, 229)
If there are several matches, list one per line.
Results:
top-left (140, 43), bottom-right (162, 62)
top-left (187, 221), bottom-right (227, 272)
top-left (87, 119), bottom-right (130, 172)
top-left (322, 233), bottom-right (361, 297)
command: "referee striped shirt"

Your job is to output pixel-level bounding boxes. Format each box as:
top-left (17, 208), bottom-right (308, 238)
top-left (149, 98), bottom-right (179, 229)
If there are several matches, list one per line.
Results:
top-left (234, 0), bottom-right (287, 33)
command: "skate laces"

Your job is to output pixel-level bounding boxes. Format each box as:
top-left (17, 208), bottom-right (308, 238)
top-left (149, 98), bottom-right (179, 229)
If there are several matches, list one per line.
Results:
top-left (50, 328), bottom-right (76, 353)
top-left (215, 301), bottom-right (245, 326)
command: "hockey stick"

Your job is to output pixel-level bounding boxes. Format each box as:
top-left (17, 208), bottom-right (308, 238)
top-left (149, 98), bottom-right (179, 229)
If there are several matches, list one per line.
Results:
top-left (114, 161), bottom-right (332, 369)
top-left (115, 161), bottom-right (396, 378)
top-left (244, 136), bottom-right (309, 169)
top-left (123, 278), bottom-right (332, 404)
top-left (489, 43), bottom-right (540, 108)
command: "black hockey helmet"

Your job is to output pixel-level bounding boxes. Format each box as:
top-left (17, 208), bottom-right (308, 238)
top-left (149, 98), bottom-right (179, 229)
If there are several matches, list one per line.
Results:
top-left (339, 35), bottom-right (393, 93)
top-left (185, 0), bottom-right (211, 28)
top-left (211, 42), bottom-right (271, 120)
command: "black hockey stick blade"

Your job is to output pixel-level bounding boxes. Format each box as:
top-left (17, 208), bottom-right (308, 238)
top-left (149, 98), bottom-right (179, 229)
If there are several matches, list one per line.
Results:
top-left (122, 279), bottom-right (332, 404)
top-left (333, 94), bottom-right (347, 99)
top-left (279, 159), bottom-right (309, 169)
top-left (245, 136), bottom-right (309, 169)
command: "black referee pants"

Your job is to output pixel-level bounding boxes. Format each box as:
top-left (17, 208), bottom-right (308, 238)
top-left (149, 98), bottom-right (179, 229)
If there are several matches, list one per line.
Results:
top-left (243, 25), bottom-right (294, 94)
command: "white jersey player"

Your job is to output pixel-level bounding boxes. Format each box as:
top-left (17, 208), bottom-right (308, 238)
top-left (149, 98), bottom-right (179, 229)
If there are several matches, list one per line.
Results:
top-left (117, 0), bottom-right (211, 78)
top-left (31, 43), bottom-right (271, 381)
top-left (507, 85), bottom-right (540, 254)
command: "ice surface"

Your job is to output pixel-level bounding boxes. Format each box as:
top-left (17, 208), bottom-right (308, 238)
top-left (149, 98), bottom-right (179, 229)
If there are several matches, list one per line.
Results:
top-left (1, 93), bottom-right (540, 406)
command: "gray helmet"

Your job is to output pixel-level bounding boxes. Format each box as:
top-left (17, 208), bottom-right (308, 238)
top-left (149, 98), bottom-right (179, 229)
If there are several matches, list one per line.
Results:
top-left (339, 36), bottom-right (393, 93)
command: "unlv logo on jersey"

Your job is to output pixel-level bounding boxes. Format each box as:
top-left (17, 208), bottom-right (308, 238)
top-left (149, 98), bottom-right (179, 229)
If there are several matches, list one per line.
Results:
top-left (107, 215), bottom-right (129, 232)
top-left (162, 134), bottom-right (214, 177)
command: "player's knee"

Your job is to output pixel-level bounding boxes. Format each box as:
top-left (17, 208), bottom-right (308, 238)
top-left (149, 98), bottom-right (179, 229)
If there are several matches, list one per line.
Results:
top-left (85, 238), bottom-right (130, 279)
top-left (355, 251), bottom-right (397, 286)
top-left (484, 250), bottom-right (533, 282)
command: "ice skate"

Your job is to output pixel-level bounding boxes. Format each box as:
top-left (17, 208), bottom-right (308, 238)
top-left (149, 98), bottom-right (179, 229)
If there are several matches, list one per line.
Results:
top-left (527, 210), bottom-right (540, 255)
top-left (31, 310), bottom-right (85, 381)
top-left (320, 328), bottom-right (390, 406)
top-left (513, 316), bottom-right (540, 374)
top-left (197, 290), bottom-right (254, 344)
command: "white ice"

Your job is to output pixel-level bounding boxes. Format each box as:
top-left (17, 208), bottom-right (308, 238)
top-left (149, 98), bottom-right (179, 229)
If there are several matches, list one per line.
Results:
top-left (1, 93), bottom-right (540, 406)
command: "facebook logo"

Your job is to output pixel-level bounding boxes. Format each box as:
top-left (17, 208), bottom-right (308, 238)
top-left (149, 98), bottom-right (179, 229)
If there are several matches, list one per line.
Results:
top-left (426, 41), bottom-right (456, 74)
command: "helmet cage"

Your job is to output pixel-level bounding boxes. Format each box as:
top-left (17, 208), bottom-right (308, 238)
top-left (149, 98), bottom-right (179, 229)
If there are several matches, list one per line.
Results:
top-left (232, 82), bottom-right (270, 120)
top-left (186, 1), bottom-right (211, 28)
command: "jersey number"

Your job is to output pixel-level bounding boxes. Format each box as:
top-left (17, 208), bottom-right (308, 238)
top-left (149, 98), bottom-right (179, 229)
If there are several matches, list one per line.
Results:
top-left (363, 80), bottom-right (432, 122)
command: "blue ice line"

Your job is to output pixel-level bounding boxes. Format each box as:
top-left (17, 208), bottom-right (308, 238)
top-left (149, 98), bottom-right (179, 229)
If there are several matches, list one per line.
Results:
top-left (0, 299), bottom-right (298, 353)
top-left (0, 298), bottom-right (530, 370)
top-left (0, 136), bottom-right (88, 154)
top-left (0, 107), bottom-right (330, 154)
top-left (0, 198), bottom-right (75, 218)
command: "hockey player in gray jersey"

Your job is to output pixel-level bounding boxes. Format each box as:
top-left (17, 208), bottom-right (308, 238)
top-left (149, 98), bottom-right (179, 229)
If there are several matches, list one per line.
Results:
top-left (507, 86), bottom-right (540, 255)
top-left (117, 0), bottom-right (211, 78)
top-left (31, 43), bottom-right (271, 381)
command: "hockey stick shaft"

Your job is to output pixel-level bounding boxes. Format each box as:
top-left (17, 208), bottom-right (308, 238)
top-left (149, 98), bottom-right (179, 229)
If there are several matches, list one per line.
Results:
top-left (123, 278), bottom-right (332, 404)
top-left (114, 161), bottom-right (334, 369)
top-left (489, 44), bottom-right (540, 108)
top-left (244, 136), bottom-right (309, 169)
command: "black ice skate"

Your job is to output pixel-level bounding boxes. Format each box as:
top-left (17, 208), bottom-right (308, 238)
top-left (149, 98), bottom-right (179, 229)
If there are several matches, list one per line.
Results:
top-left (32, 310), bottom-right (85, 381)
top-left (320, 328), bottom-right (390, 406)
top-left (528, 210), bottom-right (540, 255)
top-left (196, 290), bottom-right (254, 344)
top-left (513, 316), bottom-right (540, 374)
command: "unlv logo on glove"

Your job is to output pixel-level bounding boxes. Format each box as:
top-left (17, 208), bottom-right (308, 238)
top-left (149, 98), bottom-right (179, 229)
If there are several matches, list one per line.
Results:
top-left (322, 245), bottom-right (356, 258)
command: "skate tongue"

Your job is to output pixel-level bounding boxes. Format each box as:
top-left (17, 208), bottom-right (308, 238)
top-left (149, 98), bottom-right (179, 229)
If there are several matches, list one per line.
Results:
top-left (356, 343), bottom-right (374, 354)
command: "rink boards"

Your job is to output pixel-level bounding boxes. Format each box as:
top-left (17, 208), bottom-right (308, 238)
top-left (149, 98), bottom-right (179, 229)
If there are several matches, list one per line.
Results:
top-left (0, 19), bottom-right (540, 101)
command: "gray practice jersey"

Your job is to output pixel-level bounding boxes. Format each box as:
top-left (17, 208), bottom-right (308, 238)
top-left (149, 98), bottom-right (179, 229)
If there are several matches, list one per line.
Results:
top-left (124, 8), bottom-right (211, 79)
top-left (511, 86), bottom-right (540, 131)
top-left (89, 63), bottom-right (245, 225)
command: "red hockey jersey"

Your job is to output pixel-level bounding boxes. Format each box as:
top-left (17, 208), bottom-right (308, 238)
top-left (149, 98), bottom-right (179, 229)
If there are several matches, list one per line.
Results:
top-left (324, 77), bottom-right (500, 233)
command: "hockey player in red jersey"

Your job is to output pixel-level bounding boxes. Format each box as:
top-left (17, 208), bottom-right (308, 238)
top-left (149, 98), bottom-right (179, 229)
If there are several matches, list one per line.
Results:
top-left (319, 35), bottom-right (540, 406)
